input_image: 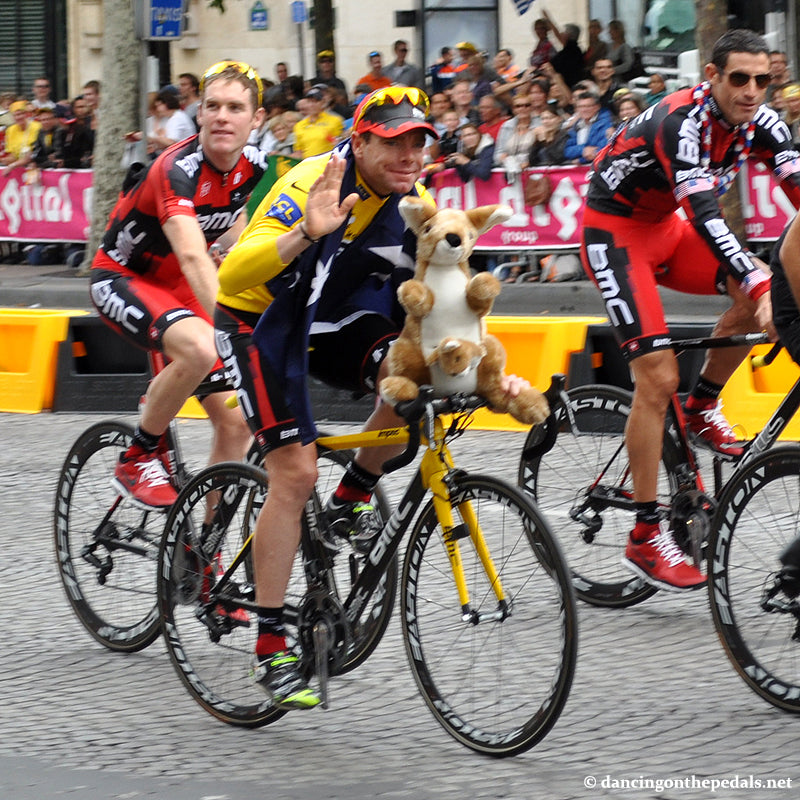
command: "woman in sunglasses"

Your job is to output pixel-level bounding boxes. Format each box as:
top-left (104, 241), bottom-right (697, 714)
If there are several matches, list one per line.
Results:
top-left (580, 29), bottom-right (800, 592)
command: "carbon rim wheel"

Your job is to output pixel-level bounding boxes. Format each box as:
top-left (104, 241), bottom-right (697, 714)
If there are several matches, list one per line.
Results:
top-left (158, 462), bottom-right (283, 727)
top-left (709, 446), bottom-right (800, 712)
top-left (519, 385), bottom-right (665, 608)
top-left (54, 420), bottom-right (162, 652)
top-left (402, 474), bottom-right (577, 756)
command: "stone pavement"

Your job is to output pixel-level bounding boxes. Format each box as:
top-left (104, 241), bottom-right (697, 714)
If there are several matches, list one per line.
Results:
top-left (0, 260), bottom-right (731, 319)
top-left (1, 410), bottom-right (797, 800)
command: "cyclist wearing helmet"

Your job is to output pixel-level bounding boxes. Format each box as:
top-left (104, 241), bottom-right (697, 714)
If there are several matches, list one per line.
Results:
top-left (90, 62), bottom-right (267, 508)
top-left (215, 87), bottom-right (439, 709)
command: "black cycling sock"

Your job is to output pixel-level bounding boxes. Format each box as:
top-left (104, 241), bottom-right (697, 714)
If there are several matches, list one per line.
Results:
top-left (634, 501), bottom-right (660, 527)
top-left (131, 425), bottom-right (161, 454)
top-left (333, 460), bottom-right (381, 504)
top-left (256, 607), bottom-right (286, 657)
top-left (688, 376), bottom-right (724, 405)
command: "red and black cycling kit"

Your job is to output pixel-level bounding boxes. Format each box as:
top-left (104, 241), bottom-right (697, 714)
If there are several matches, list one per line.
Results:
top-left (581, 86), bottom-right (800, 359)
top-left (89, 135), bottom-right (266, 350)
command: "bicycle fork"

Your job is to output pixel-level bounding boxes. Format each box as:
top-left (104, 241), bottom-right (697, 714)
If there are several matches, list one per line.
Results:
top-left (422, 453), bottom-right (509, 625)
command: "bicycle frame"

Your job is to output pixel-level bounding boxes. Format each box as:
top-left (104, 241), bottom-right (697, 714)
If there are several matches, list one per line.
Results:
top-left (317, 419), bottom-right (507, 626)
top-left (209, 411), bottom-right (507, 627)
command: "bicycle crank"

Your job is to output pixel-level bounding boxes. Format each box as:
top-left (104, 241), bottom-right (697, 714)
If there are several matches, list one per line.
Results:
top-left (671, 488), bottom-right (715, 567)
top-left (297, 587), bottom-right (352, 683)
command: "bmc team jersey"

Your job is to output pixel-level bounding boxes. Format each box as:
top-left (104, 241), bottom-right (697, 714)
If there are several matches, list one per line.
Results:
top-left (586, 87), bottom-right (800, 290)
top-left (92, 135), bottom-right (267, 286)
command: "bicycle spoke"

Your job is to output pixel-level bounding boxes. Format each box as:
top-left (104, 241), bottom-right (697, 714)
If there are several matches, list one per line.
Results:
top-left (54, 421), bottom-right (162, 652)
top-left (402, 474), bottom-right (577, 757)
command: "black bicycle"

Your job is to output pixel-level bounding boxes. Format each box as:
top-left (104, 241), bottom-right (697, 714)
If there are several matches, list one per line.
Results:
top-left (53, 357), bottom-right (260, 653)
top-left (518, 332), bottom-right (773, 609)
top-left (520, 332), bottom-right (800, 711)
top-left (157, 383), bottom-right (577, 757)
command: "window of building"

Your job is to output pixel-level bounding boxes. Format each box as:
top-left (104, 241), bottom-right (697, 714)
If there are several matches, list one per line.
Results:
top-left (0, 0), bottom-right (67, 99)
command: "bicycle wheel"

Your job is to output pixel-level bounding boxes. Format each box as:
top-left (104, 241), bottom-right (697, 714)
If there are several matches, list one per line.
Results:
top-left (402, 474), bottom-right (577, 757)
top-left (54, 420), bottom-right (162, 652)
top-left (159, 461), bottom-right (284, 727)
top-left (307, 447), bottom-right (397, 673)
top-left (519, 384), bottom-right (670, 608)
top-left (709, 446), bottom-right (800, 713)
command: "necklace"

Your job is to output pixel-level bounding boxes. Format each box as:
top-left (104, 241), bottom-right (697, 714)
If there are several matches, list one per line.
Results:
top-left (692, 81), bottom-right (755, 197)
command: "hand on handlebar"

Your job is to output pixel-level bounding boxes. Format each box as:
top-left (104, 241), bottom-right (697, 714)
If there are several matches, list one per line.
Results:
top-left (500, 373), bottom-right (532, 400)
top-left (754, 291), bottom-right (778, 342)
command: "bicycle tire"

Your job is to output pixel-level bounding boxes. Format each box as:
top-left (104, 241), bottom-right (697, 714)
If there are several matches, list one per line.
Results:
top-left (401, 473), bottom-right (577, 757)
top-left (53, 420), bottom-right (162, 653)
top-left (518, 384), bottom-right (669, 608)
top-left (309, 447), bottom-right (397, 673)
top-left (708, 445), bottom-right (800, 713)
top-left (159, 461), bottom-right (284, 727)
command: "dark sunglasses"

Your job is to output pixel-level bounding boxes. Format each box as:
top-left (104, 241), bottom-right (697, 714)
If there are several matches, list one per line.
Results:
top-left (724, 70), bottom-right (771, 89)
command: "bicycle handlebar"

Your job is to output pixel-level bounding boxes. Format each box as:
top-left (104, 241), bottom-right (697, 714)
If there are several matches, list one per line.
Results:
top-left (380, 376), bottom-right (566, 474)
top-left (665, 331), bottom-right (770, 351)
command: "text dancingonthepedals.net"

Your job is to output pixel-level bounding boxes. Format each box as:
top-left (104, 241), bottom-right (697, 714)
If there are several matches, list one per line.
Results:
top-left (582, 774), bottom-right (792, 793)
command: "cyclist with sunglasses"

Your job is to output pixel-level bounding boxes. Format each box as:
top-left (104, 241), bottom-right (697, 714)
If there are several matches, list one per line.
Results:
top-left (213, 86), bottom-right (440, 709)
top-left (90, 62), bottom-right (267, 508)
top-left (580, 29), bottom-right (800, 591)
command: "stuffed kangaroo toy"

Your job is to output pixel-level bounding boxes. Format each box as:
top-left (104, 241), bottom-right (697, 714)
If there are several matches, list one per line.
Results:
top-left (379, 197), bottom-right (549, 426)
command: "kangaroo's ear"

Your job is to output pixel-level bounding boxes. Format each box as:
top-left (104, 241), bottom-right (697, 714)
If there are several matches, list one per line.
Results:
top-left (400, 196), bottom-right (437, 233)
top-left (465, 204), bottom-right (513, 235)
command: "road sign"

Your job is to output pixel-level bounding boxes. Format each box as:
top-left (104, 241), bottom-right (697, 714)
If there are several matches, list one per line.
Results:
top-left (134, 0), bottom-right (185, 41)
top-left (250, 1), bottom-right (268, 30)
top-left (291, 1), bottom-right (307, 24)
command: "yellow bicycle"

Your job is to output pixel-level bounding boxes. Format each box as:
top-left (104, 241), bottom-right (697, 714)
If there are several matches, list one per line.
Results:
top-left (157, 383), bottom-right (577, 757)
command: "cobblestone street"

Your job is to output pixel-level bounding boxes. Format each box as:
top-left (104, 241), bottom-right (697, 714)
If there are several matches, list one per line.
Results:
top-left (1, 411), bottom-right (797, 799)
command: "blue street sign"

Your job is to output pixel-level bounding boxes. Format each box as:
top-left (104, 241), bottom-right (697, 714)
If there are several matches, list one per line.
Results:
top-left (135, 0), bottom-right (185, 41)
top-left (250, 1), bottom-right (268, 30)
top-left (291, 1), bottom-right (307, 24)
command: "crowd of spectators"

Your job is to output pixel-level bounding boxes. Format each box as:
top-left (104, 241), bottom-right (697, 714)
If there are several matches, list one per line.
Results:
top-left (5, 18), bottom-right (796, 275)
top-left (0, 77), bottom-right (99, 265)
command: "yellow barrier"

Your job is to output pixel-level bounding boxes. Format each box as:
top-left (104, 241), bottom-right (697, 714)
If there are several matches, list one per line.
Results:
top-left (472, 315), bottom-right (606, 431)
top-left (179, 315), bottom-right (606, 428)
top-left (177, 395), bottom-right (208, 420)
top-left (0, 308), bottom-right (88, 413)
top-left (721, 344), bottom-right (800, 441)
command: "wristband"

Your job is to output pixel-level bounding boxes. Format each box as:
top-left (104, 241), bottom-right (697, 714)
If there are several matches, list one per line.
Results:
top-left (741, 268), bottom-right (771, 301)
top-left (298, 221), bottom-right (320, 244)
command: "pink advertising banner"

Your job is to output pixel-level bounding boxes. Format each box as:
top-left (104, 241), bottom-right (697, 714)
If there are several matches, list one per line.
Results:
top-left (739, 160), bottom-right (797, 242)
top-left (427, 163), bottom-right (796, 250)
top-left (427, 165), bottom-right (589, 251)
top-left (0, 168), bottom-right (93, 243)
top-left (0, 163), bottom-right (793, 247)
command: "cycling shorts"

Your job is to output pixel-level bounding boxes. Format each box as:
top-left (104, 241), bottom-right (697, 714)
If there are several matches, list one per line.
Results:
top-left (214, 303), bottom-right (398, 454)
top-left (580, 208), bottom-right (727, 360)
top-left (89, 268), bottom-right (208, 351)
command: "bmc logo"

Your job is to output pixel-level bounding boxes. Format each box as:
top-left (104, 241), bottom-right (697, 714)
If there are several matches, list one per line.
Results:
top-left (585, 243), bottom-right (634, 327)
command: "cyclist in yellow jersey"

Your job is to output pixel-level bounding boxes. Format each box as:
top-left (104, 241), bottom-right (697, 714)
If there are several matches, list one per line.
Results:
top-left (215, 87), bottom-right (438, 709)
